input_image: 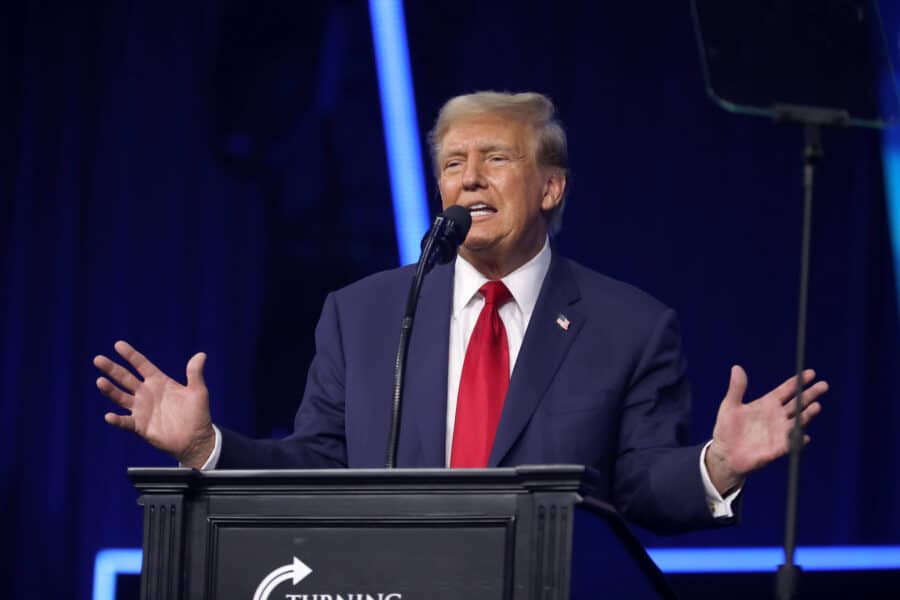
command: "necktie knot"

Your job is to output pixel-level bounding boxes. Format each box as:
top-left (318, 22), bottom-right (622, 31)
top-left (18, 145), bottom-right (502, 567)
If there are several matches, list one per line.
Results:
top-left (479, 280), bottom-right (512, 307)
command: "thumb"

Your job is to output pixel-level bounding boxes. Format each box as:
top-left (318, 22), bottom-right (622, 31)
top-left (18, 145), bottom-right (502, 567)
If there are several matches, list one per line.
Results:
top-left (723, 364), bottom-right (748, 407)
top-left (186, 352), bottom-right (207, 389)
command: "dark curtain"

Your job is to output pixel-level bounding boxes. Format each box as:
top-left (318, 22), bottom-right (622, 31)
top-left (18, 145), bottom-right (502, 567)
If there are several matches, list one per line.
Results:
top-left (1, 1), bottom-right (898, 599)
top-left (0, 1), bottom-right (394, 597)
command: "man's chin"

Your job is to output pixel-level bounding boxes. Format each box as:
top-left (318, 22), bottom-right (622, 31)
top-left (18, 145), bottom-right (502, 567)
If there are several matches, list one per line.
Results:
top-left (461, 237), bottom-right (500, 255)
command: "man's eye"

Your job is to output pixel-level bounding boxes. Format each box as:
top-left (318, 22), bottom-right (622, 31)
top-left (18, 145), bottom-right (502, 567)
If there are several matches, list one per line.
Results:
top-left (488, 155), bottom-right (508, 163)
top-left (444, 160), bottom-right (462, 170)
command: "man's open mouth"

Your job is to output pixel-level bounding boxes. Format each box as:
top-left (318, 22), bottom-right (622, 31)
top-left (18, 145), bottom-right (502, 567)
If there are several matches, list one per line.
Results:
top-left (467, 203), bottom-right (497, 217)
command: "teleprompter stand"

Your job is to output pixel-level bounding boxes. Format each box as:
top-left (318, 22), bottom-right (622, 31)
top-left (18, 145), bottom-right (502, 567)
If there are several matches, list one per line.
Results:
top-left (771, 105), bottom-right (846, 600)
top-left (690, 1), bottom-right (900, 596)
top-left (129, 465), bottom-right (675, 600)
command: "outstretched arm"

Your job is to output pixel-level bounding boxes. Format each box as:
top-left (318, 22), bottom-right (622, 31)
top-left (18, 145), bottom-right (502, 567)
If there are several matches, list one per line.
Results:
top-left (94, 340), bottom-right (216, 469)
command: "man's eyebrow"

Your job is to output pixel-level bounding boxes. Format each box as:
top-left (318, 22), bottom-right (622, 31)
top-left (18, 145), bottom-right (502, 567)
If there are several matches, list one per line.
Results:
top-left (478, 143), bottom-right (517, 154)
top-left (439, 147), bottom-right (466, 158)
top-left (440, 142), bottom-right (518, 157)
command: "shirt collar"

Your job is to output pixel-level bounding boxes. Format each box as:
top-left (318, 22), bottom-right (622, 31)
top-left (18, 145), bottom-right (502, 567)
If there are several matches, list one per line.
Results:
top-left (453, 237), bottom-right (552, 320)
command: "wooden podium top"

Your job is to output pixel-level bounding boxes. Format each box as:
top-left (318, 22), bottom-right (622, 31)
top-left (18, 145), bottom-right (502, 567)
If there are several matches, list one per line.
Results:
top-left (129, 464), bottom-right (608, 496)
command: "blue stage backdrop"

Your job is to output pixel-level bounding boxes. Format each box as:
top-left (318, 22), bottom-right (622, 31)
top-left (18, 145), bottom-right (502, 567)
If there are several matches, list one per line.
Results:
top-left (1, 2), bottom-right (898, 599)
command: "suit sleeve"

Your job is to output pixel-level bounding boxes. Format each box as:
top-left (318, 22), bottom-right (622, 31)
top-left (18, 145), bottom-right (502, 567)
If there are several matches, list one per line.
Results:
top-left (612, 308), bottom-right (736, 534)
top-left (217, 292), bottom-right (348, 469)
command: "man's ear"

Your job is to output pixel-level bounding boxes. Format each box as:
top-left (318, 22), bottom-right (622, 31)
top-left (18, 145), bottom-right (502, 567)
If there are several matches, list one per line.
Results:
top-left (541, 171), bottom-right (566, 212)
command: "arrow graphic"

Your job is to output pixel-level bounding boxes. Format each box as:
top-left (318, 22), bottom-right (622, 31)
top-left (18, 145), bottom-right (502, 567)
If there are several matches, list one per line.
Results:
top-left (252, 557), bottom-right (313, 600)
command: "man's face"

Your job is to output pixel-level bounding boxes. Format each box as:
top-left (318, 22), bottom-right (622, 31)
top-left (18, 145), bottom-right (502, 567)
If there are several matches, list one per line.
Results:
top-left (437, 113), bottom-right (564, 276)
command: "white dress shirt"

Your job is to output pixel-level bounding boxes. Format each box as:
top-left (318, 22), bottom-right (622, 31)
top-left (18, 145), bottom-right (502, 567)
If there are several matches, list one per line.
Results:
top-left (446, 237), bottom-right (552, 462)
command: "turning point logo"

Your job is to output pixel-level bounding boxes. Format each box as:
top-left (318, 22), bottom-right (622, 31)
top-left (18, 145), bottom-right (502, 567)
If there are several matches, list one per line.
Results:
top-left (253, 556), bottom-right (403, 600)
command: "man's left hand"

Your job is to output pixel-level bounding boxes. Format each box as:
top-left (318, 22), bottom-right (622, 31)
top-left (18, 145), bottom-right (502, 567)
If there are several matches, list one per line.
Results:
top-left (705, 366), bottom-right (827, 495)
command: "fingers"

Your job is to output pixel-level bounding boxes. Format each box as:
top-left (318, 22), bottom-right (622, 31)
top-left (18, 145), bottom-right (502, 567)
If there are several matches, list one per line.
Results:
top-left (186, 352), bottom-right (207, 389)
top-left (782, 380), bottom-right (828, 417)
top-left (104, 411), bottom-right (135, 432)
top-left (96, 376), bottom-right (135, 409)
top-left (722, 365), bottom-right (748, 407)
top-left (778, 401), bottom-right (821, 443)
top-left (114, 340), bottom-right (160, 379)
top-left (93, 354), bottom-right (142, 392)
top-left (773, 369), bottom-right (816, 404)
top-left (799, 402), bottom-right (822, 426)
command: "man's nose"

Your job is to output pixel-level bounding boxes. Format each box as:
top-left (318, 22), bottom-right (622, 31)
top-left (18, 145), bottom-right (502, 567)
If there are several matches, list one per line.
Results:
top-left (462, 158), bottom-right (485, 190)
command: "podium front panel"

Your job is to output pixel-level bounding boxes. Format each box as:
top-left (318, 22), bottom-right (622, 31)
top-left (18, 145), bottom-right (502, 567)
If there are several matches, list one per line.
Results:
top-left (213, 521), bottom-right (511, 599)
top-left (200, 489), bottom-right (520, 599)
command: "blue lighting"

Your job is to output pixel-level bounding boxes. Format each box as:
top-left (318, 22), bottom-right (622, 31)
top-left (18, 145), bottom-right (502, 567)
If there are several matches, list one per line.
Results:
top-left (881, 8), bottom-right (900, 311)
top-left (648, 546), bottom-right (900, 573)
top-left (93, 548), bottom-right (142, 600)
top-left (95, 544), bottom-right (900, 598)
top-left (368, 0), bottom-right (431, 265)
top-left (882, 130), bottom-right (900, 304)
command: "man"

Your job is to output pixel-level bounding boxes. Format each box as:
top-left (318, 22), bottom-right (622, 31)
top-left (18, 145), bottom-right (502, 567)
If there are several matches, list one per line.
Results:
top-left (94, 91), bottom-right (826, 534)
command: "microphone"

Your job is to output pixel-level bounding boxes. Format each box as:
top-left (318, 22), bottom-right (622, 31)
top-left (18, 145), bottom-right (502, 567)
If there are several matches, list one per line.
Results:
top-left (419, 205), bottom-right (472, 273)
top-left (385, 205), bottom-right (471, 468)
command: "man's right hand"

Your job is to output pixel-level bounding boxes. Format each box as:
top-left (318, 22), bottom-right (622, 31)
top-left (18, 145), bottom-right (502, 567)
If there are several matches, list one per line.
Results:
top-left (94, 340), bottom-right (216, 469)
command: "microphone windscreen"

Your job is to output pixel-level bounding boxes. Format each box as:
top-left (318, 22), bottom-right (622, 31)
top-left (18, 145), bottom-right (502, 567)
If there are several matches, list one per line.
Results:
top-left (441, 204), bottom-right (472, 244)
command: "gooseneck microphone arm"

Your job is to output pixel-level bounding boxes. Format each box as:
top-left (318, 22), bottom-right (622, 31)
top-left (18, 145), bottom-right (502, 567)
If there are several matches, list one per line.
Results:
top-left (385, 205), bottom-right (471, 468)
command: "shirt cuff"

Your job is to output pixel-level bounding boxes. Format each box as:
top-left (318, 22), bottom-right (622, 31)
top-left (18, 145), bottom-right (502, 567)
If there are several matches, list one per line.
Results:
top-left (699, 439), bottom-right (742, 518)
top-left (178, 424), bottom-right (222, 470)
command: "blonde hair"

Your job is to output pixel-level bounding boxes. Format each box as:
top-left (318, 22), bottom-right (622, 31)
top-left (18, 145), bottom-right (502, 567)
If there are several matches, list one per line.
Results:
top-left (427, 91), bottom-right (569, 235)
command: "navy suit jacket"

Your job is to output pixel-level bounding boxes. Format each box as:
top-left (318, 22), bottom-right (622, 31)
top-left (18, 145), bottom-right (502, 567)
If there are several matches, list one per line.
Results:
top-left (220, 251), bottom-right (725, 534)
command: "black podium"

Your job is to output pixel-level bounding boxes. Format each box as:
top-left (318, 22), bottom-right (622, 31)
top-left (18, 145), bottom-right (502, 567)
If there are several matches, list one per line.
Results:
top-left (129, 465), bottom-right (676, 599)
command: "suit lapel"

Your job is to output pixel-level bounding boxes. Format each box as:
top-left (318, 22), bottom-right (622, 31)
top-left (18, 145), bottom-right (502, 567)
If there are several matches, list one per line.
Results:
top-left (489, 252), bottom-right (584, 466)
top-left (402, 261), bottom-right (453, 467)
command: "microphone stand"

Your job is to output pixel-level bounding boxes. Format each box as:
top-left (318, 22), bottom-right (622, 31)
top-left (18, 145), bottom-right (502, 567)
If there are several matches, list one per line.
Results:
top-left (384, 224), bottom-right (441, 468)
top-left (772, 104), bottom-right (846, 600)
top-left (385, 208), bottom-right (469, 468)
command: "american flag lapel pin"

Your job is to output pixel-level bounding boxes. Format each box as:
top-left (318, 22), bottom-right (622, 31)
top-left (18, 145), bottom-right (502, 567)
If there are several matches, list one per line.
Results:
top-left (556, 313), bottom-right (570, 331)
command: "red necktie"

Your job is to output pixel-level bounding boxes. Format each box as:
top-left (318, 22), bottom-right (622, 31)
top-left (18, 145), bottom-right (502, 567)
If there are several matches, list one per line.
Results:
top-left (451, 281), bottom-right (513, 468)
